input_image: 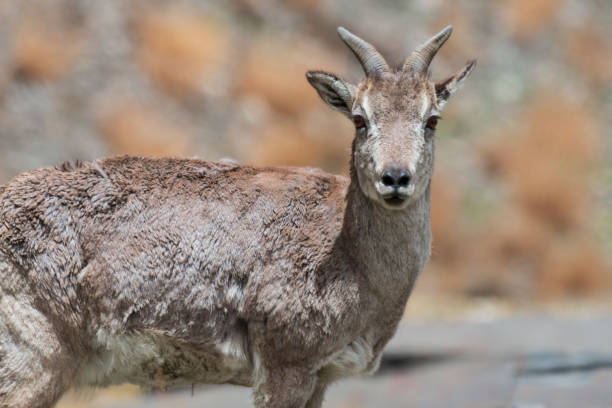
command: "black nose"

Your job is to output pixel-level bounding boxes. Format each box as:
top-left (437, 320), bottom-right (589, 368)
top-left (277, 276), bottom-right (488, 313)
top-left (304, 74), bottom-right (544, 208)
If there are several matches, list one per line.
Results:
top-left (381, 167), bottom-right (411, 188)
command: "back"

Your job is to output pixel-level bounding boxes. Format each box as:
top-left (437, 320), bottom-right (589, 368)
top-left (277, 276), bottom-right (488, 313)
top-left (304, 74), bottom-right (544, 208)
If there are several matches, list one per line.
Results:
top-left (0, 156), bottom-right (349, 337)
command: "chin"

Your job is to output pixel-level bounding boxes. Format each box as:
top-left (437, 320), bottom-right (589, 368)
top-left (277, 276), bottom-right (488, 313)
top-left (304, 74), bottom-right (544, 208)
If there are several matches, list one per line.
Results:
top-left (378, 195), bottom-right (411, 210)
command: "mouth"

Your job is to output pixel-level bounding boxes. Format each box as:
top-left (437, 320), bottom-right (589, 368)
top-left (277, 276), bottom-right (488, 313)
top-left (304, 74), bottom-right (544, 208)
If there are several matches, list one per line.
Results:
top-left (382, 193), bottom-right (408, 207)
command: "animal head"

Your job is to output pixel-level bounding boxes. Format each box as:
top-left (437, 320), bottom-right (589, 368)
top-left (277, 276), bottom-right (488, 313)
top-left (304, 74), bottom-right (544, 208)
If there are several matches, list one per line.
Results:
top-left (307, 26), bottom-right (475, 210)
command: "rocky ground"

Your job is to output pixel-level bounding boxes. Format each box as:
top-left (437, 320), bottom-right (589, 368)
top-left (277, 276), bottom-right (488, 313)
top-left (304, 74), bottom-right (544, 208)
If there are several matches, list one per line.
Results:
top-left (58, 299), bottom-right (612, 408)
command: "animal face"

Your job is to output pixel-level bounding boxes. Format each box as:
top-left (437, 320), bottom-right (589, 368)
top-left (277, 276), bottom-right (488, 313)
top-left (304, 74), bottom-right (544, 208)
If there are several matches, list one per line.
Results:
top-left (350, 73), bottom-right (438, 208)
top-left (307, 26), bottom-right (475, 210)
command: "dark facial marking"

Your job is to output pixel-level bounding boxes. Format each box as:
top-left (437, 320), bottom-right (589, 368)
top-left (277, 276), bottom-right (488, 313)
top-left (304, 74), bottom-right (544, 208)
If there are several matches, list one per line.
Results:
top-left (352, 115), bottom-right (366, 130)
top-left (425, 115), bottom-right (440, 130)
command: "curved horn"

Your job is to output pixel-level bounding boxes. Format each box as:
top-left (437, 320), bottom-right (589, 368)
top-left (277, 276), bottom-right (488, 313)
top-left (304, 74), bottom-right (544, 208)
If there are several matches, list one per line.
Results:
top-left (403, 25), bottom-right (453, 74)
top-left (337, 27), bottom-right (389, 77)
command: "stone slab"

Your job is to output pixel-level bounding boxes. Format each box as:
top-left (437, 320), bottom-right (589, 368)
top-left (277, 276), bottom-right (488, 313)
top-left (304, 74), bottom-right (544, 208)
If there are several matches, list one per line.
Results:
top-left (57, 315), bottom-right (612, 408)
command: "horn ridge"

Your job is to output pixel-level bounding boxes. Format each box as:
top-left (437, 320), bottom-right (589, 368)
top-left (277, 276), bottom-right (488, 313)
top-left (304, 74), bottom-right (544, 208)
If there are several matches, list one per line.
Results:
top-left (403, 25), bottom-right (453, 74)
top-left (337, 27), bottom-right (389, 77)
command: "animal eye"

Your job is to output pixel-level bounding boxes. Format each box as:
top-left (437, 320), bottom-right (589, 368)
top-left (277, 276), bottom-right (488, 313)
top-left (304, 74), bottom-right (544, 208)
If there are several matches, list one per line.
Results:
top-left (352, 115), bottom-right (366, 130)
top-left (425, 115), bottom-right (441, 130)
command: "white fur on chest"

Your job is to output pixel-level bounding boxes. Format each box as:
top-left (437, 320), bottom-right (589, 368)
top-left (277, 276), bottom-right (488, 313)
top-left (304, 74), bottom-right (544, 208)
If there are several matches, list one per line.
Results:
top-left (77, 331), bottom-right (164, 387)
top-left (78, 330), bottom-right (252, 388)
top-left (324, 336), bottom-right (380, 378)
top-left (216, 328), bottom-right (250, 372)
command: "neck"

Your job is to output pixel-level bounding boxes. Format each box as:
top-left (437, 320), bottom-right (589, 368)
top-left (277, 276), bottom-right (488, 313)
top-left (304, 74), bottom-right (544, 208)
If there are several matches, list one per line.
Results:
top-left (340, 177), bottom-right (431, 302)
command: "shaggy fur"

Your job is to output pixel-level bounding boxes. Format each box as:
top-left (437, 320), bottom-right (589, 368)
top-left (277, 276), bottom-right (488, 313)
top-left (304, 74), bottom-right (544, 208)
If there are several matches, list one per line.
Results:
top-left (0, 27), bottom-right (474, 408)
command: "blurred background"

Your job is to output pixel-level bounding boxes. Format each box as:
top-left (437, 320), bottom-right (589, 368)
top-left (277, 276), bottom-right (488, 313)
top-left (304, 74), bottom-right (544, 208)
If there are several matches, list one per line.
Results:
top-left (0, 0), bottom-right (610, 406)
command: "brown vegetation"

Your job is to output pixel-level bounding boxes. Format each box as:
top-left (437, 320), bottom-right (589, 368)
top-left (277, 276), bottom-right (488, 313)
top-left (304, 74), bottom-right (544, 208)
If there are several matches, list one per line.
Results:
top-left (100, 104), bottom-right (192, 157)
top-left (246, 113), bottom-right (350, 172)
top-left (538, 243), bottom-right (610, 297)
top-left (565, 24), bottom-right (612, 86)
top-left (12, 10), bottom-right (82, 81)
top-left (484, 91), bottom-right (599, 231)
top-left (2, 0), bottom-right (610, 301)
top-left (237, 37), bottom-right (344, 115)
top-left (430, 2), bottom-right (478, 60)
top-left (429, 90), bottom-right (610, 298)
top-left (502, 0), bottom-right (564, 38)
top-left (283, 0), bottom-right (322, 11)
top-left (235, 36), bottom-right (350, 172)
top-left (135, 6), bottom-right (231, 98)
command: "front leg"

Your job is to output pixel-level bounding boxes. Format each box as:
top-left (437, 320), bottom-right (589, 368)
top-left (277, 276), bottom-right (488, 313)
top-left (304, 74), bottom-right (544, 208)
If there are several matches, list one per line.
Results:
top-left (304, 348), bottom-right (382, 408)
top-left (305, 379), bottom-right (328, 408)
top-left (253, 367), bottom-right (316, 408)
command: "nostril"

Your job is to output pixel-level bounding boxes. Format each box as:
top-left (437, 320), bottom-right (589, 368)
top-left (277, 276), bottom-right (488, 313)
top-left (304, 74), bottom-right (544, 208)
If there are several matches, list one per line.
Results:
top-left (397, 174), bottom-right (411, 187)
top-left (381, 167), bottom-right (411, 189)
top-left (381, 174), bottom-right (395, 187)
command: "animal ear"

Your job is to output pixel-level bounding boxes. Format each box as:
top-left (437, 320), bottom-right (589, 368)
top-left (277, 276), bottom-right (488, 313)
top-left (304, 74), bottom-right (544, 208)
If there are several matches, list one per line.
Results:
top-left (435, 59), bottom-right (476, 109)
top-left (306, 71), bottom-right (356, 118)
